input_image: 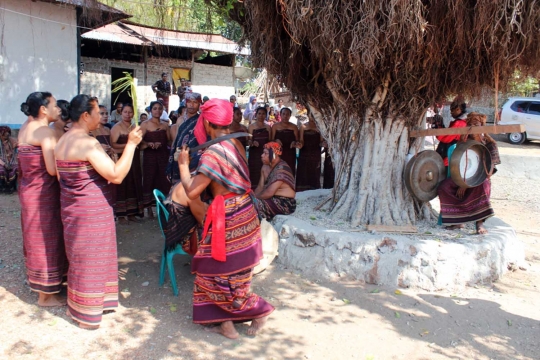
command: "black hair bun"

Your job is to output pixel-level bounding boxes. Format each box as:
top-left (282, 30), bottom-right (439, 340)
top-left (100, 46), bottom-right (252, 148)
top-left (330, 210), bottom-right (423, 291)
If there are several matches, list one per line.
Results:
top-left (21, 103), bottom-right (31, 116)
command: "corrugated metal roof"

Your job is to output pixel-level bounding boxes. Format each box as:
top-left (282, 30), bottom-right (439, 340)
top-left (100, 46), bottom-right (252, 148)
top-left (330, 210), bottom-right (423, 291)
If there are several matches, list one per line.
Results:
top-left (82, 21), bottom-right (250, 56)
top-left (82, 23), bottom-right (150, 45)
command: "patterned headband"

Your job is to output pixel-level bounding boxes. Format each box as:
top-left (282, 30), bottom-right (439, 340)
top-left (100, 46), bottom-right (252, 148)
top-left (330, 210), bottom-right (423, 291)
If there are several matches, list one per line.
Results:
top-left (264, 141), bottom-right (282, 156)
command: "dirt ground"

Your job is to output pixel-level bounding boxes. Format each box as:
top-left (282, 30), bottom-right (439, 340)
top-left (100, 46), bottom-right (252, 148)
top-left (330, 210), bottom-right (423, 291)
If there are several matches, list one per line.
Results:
top-left (0, 137), bottom-right (539, 360)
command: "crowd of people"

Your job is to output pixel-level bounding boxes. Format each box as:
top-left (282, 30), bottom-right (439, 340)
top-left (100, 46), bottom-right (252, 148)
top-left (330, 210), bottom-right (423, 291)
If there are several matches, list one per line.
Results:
top-left (8, 84), bottom-right (496, 337)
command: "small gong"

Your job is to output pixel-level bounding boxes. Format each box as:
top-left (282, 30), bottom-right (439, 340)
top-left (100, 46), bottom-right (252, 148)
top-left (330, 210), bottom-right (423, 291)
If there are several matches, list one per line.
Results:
top-left (450, 140), bottom-right (493, 188)
top-left (404, 150), bottom-right (446, 202)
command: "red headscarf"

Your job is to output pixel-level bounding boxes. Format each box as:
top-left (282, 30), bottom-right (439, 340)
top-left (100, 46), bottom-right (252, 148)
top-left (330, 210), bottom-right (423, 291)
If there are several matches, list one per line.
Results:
top-left (264, 141), bottom-right (282, 156)
top-left (194, 98), bottom-right (234, 145)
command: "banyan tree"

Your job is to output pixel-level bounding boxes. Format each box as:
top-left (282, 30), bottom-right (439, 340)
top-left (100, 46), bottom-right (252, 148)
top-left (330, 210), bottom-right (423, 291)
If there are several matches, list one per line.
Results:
top-left (201, 0), bottom-right (540, 226)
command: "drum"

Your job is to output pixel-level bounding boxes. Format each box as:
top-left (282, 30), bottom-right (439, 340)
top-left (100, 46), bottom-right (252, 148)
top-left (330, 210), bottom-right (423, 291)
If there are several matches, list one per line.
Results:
top-left (450, 140), bottom-right (493, 188)
top-left (404, 150), bottom-right (446, 202)
top-left (253, 219), bottom-right (279, 275)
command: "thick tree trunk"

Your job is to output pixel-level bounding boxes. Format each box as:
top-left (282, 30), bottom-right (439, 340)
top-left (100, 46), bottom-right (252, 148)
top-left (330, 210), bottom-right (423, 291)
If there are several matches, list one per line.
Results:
top-left (314, 111), bottom-right (415, 227)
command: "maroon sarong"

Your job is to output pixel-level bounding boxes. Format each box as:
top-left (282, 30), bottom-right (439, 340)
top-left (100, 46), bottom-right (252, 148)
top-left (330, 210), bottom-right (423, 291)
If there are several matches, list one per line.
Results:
top-left (296, 130), bottom-right (321, 191)
top-left (142, 129), bottom-right (171, 206)
top-left (438, 178), bottom-right (494, 225)
top-left (57, 160), bottom-right (118, 326)
top-left (323, 148), bottom-right (335, 189)
top-left (248, 128), bottom-right (269, 189)
top-left (18, 145), bottom-right (67, 293)
top-left (274, 129), bottom-right (297, 177)
top-left (115, 134), bottom-right (144, 217)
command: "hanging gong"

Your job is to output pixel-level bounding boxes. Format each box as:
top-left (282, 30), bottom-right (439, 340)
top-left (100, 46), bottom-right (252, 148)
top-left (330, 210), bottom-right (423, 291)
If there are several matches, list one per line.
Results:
top-left (450, 140), bottom-right (493, 188)
top-left (404, 150), bottom-right (446, 202)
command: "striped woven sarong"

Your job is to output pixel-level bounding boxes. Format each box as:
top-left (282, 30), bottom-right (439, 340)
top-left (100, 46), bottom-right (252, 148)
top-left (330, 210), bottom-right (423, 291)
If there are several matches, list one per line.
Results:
top-left (142, 129), bottom-right (171, 206)
top-left (254, 195), bottom-right (297, 221)
top-left (18, 145), bottom-right (67, 293)
top-left (438, 178), bottom-right (494, 225)
top-left (115, 134), bottom-right (144, 217)
top-left (57, 160), bottom-right (118, 326)
top-left (192, 140), bottom-right (274, 324)
top-left (274, 129), bottom-right (297, 177)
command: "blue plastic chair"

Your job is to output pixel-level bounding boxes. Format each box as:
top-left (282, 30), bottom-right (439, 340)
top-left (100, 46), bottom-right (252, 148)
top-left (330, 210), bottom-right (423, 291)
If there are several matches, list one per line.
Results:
top-left (153, 189), bottom-right (188, 296)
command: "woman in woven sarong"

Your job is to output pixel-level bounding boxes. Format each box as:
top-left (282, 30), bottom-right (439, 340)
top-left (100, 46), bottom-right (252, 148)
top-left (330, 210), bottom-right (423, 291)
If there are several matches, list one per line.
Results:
top-left (55, 95), bottom-right (142, 329)
top-left (0, 126), bottom-right (18, 193)
top-left (437, 112), bottom-right (496, 234)
top-left (18, 92), bottom-right (66, 307)
top-left (248, 107), bottom-right (271, 189)
top-left (271, 107), bottom-right (299, 177)
top-left (322, 142), bottom-right (335, 189)
top-left (140, 101), bottom-right (171, 218)
top-left (296, 114), bottom-right (322, 191)
top-left (111, 104), bottom-right (144, 223)
top-left (229, 107), bottom-right (249, 149)
top-left (179, 99), bottom-right (274, 339)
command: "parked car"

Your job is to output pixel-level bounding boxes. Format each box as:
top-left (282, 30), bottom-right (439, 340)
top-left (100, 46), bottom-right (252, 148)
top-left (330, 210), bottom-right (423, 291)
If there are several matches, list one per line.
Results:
top-left (499, 97), bottom-right (540, 144)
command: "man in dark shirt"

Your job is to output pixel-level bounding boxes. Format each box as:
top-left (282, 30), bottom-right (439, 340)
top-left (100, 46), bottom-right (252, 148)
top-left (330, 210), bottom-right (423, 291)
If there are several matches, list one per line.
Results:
top-left (152, 72), bottom-right (172, 112)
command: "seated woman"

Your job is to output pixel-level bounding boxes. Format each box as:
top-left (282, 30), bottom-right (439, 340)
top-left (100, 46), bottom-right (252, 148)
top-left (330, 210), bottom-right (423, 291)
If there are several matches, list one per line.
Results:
top-left (437, 112), bottom-right (496, 234)
top-left (254, 141), bottom-right (296, 220)
top-left (164, 182), bottom-right (206, 255)
top-left (0, 126), bottom-right (18, 193)
top-left (55, 94), bottom-right (142, 329)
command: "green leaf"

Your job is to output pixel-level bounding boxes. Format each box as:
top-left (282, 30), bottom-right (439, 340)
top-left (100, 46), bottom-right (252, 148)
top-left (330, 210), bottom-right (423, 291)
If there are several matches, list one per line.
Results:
top-left (342, 298), bottom-right (351, 304)
top-left (394, 290), bottom-right (402, 295)
top-left (48, 318), bottom-right (58, 326)
top-left (170, 304), bottom-right (177, 312)
top-left (507, 319), bottom-right (512, 326)
top-left (310, 216), bottom-right (317, 220)
top-left (394, 311), bottom-right (401, 318)
top-left (370, 289), bottom-right (380, 294)
top-left (150, 307), bottom-right (157, 314)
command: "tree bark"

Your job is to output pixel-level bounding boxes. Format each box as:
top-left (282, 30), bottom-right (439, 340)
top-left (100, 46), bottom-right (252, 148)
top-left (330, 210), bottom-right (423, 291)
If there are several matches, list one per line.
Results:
top-left (314, 110), bottom-right (416, 227)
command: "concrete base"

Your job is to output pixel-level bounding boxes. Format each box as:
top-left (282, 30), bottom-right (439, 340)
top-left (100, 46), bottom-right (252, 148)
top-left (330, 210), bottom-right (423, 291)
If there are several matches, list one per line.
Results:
top-left (272, 216), bottom-right (525, 291)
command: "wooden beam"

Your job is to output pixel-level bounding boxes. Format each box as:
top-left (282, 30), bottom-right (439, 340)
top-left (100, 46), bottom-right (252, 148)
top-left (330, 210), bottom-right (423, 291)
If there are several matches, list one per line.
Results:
top-left (409, 124), bottom-right (525, 137)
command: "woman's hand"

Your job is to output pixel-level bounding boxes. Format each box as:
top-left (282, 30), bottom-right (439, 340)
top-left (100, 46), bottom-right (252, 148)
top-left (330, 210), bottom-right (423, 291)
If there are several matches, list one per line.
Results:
top-left (252, 140), bottom-right (259, 147)
top-left (154, 142), bottom-right (162, 149)
top-left (456, 187), bottom-right (467, 200)
top-left (178, 145), bottom-right (190, 166)
top-left (128, 126), bottom-right (143, 146)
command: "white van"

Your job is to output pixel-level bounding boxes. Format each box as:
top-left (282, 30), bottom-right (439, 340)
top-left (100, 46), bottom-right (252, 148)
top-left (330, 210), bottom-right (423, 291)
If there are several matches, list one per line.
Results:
top-left (499, 97), bottom-right (540, 144)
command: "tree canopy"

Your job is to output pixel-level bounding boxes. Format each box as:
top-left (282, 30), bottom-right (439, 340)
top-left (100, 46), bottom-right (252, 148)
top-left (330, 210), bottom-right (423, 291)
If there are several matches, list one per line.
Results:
top-left (209, 0), bottom-right (540, 121)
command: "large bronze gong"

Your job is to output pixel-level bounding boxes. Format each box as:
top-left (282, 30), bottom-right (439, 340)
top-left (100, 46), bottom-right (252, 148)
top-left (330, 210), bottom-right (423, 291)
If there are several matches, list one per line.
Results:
top-left (450, 140), bottom-right (493, 188)
top-left (404, 150), bottom-right (446, 202)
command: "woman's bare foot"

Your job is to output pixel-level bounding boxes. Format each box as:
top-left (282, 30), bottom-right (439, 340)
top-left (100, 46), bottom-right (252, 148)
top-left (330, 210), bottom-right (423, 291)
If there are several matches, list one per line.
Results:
top-left (476, 221), bottom-right (488, 234)
top-left (246, 316), bottom-right (268, 336)
top-left (445, 224), bottom-right (465, 230)
top-left (38, 293), bottom-right (66, 307)
top-left (66, 308), bottom-right (100, 330)
top-left (204, 321), bottom-right (239, 339)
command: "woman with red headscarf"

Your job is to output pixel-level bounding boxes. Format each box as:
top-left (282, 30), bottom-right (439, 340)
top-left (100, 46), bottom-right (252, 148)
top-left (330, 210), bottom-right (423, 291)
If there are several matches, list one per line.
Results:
top-left (179, 98), bottom-right (274, 339)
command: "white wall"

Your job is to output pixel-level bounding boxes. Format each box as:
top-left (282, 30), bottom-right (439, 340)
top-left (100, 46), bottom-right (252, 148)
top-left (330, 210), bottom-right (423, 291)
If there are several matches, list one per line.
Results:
top-left (0, 0), bottom-right (78, 128)
top-left (192, 63), bottom-right (234, 100)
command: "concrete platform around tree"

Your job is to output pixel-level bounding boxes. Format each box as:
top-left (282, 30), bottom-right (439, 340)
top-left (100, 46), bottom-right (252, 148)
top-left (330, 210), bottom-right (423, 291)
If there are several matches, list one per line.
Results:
top-left (272, 215), bottom-right (525, 291)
